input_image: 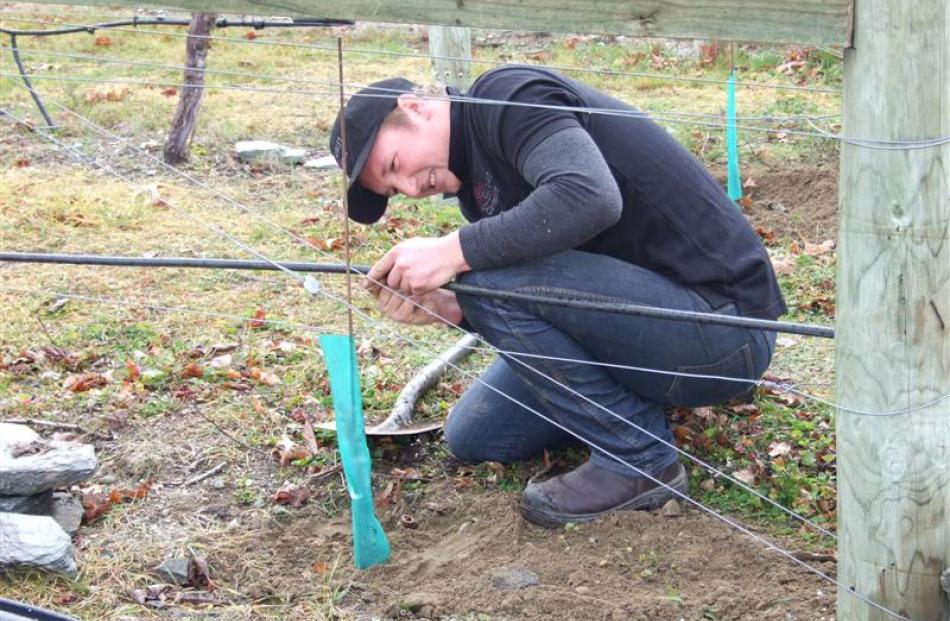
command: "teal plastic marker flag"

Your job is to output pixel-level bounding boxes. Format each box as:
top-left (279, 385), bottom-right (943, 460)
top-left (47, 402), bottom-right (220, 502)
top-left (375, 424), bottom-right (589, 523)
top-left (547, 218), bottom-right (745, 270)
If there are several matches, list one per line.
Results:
top-left (726, 69), bottom-right (742, 202)
top-left (319, 333), bottom-right (391, 569)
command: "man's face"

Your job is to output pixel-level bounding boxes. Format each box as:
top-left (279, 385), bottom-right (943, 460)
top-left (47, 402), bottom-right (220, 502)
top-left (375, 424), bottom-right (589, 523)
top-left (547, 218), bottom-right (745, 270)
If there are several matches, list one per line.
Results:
top-left (358, 96), bottom-right (461, 200)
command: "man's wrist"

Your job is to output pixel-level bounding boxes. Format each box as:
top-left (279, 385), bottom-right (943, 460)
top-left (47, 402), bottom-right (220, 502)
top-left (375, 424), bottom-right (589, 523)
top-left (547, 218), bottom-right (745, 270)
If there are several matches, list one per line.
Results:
top-left (445, 230), bottom-right (471, 275)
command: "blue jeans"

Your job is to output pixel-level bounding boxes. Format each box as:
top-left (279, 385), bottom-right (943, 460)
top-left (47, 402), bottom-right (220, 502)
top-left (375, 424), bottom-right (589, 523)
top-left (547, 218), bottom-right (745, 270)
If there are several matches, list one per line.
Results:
top-left (444, 250), bottom-right (775, 477)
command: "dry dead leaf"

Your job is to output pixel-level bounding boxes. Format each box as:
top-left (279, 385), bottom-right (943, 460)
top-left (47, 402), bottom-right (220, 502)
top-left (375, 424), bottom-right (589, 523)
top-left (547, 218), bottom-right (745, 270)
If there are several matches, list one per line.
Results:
top-left (94, 35), bottom-right (112, 46)
top-left (161, 87), bottom-right (177, 97)
top-left (244, 30), bottom-right (257, 40)
top-left (81, 492), bottom-right (111, 522)
top-left (276, 445), bottom-right (310, 467)
top-left (125, 359), bottom-right (140, 381)
top-left (771, 256), bottom-right (795, 276)
top-left (301, 419), bottom-right (320, 455)
top-left (271, 483), bottom-right (312, 508)
top-left (181, 363), bottom-right (203, 379)
top-left (755, 226), bottom-right (777, 246)
top-left (108, 479), bottom-right (152, 504)
top-left (733, 468), bottom-right (756, 485)
top-left (249, 308), bottom-right (267, 329)
top-left (768, 441), bottom-right (793, 458)
top-left (64, 373), bottom-right (108, 392)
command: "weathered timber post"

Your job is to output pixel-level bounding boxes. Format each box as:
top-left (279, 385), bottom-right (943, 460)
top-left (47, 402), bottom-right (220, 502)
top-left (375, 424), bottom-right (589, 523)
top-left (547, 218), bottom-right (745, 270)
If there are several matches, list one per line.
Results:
top-left (427, 26), bottom-right (472, 90)
top-left (163, 12), bottom-right (216, 164)
top-left (836, 0), bottom-right (949, 617)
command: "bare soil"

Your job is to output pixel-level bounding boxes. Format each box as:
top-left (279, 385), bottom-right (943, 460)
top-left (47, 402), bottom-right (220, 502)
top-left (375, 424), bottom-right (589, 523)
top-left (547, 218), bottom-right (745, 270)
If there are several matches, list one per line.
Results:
top-left (731, 165), bottom-right (839, 243)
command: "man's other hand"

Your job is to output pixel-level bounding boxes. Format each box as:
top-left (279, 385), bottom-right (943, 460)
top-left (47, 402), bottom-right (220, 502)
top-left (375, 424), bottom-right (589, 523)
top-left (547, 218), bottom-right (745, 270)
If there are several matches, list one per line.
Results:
top-left (375, 288), bottom-right (464, 326)
top-left (365, 231), bottom-right (470, 296)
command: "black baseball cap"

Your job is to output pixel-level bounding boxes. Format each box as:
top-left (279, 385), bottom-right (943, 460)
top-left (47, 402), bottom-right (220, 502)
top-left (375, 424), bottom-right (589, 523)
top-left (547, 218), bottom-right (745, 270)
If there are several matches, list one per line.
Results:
top-left (329, 78), bottom-right (417, 224)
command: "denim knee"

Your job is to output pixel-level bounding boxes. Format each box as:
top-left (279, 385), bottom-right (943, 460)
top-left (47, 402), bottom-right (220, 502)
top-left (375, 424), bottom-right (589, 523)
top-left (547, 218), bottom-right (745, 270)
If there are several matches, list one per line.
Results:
top-left (443, 408), bottom-right (485, 463)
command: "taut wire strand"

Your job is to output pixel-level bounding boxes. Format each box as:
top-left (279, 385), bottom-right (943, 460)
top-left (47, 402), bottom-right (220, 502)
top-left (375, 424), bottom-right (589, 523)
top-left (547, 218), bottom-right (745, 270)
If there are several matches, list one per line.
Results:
top-left (3, 71), bottom-right (946, 149)
top-left (0, 46), bottom-right (842, 125)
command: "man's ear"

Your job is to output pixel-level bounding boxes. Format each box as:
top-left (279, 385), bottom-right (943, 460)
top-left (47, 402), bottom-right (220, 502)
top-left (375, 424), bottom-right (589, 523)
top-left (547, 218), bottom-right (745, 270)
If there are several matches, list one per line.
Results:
top-left (396, 94), bottom-right (430, 121)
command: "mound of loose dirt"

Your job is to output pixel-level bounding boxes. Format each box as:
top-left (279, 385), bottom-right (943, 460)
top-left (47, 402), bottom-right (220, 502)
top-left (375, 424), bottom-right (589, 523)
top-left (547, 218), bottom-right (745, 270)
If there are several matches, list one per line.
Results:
top-left (734, 166), bottom-right (840, 243)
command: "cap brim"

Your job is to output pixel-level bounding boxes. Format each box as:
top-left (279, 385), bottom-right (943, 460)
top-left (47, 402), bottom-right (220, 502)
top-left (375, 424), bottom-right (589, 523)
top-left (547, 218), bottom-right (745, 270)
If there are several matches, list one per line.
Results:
top-left (347, 183), bottom-right (387, 224)
top-left (343, 123), bottom-right (388, 224)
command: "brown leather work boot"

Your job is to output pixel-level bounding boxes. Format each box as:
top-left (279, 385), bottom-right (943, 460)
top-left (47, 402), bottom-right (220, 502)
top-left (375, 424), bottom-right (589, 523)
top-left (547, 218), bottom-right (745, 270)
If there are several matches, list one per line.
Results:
top-left (520, 460), bottom-right (687, 528)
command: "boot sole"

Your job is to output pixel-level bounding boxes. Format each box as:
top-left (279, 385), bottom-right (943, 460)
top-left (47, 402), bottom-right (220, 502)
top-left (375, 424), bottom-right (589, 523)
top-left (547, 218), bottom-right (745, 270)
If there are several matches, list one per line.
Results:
top-left (520, 464), bottom-right (688, 529)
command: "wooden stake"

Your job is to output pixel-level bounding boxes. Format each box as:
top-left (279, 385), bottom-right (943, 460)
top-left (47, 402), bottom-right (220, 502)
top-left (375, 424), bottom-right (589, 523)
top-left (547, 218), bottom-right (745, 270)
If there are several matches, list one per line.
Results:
top-left (836, 0), bottom-right (949, 617)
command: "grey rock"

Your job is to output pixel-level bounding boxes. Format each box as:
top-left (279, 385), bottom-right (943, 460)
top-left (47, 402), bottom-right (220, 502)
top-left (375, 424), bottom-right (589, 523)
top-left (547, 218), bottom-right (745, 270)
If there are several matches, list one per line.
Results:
top-left (0, 490), bottom-right (53, 514)
top-left (941, 568), bottom-right (950, 594)
top-left (153, 557), bottom-right (191, 585)
top-left (234, 140), bottom-right (307, 165)
top-left (235, 139), bottom-right (281, 161)
top-left (660, 499), bottom-right (682, 518)
top-left (0, 423), bottom-right (39, 453)
top-left (50, 492), bottom-right (84, 534)
top-left (0, 440), bottom-right (97, 496)
top-left (490, 566), bottom-right (540, 591)
top-left (278, 147), bottom-right (307, 165)
top-left (0, 512), bottom-right (77, 577)
top-left (303, 155), bottom-right (338, 169)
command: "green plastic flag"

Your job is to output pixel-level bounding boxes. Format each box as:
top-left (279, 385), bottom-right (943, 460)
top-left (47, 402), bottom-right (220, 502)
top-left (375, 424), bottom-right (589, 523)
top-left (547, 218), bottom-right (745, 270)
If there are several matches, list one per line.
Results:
top-left (319, 333), bottom-right (391, 569)
top-left (726, 69), bottom-right (743, 202)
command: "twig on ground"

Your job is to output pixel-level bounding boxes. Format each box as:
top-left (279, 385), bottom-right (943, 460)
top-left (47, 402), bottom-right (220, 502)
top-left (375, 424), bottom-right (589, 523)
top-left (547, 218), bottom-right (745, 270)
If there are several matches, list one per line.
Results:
top-left (1, 417), bottom-right (113, 440)
top-left (181, 461), bottom-right (227, 486)
top-left (190, 407), bottom-right (262, 454)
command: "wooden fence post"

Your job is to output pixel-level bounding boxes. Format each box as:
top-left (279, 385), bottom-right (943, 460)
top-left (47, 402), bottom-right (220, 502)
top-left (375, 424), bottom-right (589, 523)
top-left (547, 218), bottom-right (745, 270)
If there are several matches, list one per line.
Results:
top-left (427, 26), bottom-right (472, 90)
top-left (835, 0), bottom-right (949, 617)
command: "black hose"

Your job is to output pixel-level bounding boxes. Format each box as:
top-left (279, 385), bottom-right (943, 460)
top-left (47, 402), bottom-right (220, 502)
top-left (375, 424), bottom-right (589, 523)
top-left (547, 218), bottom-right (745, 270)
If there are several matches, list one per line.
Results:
top-left (0, 251), bottom-right (835, 338)
top-left (0, 598), bottom-right (79, 621)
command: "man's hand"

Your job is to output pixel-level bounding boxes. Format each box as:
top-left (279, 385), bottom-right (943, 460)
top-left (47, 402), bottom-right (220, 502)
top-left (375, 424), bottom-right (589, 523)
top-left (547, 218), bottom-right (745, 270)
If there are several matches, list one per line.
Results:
top-left (365, 231), bottom-right (470, 296)
top-left (375, 288), bottom-right (464, 326)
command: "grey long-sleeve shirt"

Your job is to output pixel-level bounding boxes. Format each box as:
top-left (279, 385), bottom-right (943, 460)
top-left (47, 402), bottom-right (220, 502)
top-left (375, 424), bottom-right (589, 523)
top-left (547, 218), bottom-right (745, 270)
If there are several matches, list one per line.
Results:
top-left (458, 126), bottom-right (622, 270)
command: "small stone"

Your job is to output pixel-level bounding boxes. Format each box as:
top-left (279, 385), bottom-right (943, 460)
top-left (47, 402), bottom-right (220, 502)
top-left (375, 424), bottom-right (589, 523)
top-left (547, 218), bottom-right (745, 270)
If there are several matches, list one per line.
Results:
top-left (0, 490), bottom-right (53, 514)
top-left (0, 441), bottom-right (97, 496)
top-left (278, 147), bottom-right (307, 165)
top-left (50, 492), bottom-right (84, 534)
top-left (210, 477), bottom-right (226, 490)
top-left (0, 513), bottom-right (76, 577)
top-left (153, 557), bottom-right (191, 585)
top-left (303, 155), bottom-right (339, 169)
top-left (567, 570), bottom-right (587, 586)
top-left (490, 567), bottom-right (540, 591)
top-left (660, 499), bottom-right (682, 518)
top-left (700, 478), bottom-right (716, 492)
top-left (575, 585), bottom-right (591, 594)
top-left (0, 423), bottom-right (40, 453)
top-left (400, 591), bottom-right (444, 617)
top-left (235, 140), bottom-right (282, 162)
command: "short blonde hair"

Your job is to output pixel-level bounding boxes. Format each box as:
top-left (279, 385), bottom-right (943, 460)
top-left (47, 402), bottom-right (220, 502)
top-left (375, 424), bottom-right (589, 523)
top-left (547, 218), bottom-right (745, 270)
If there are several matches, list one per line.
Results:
top-left (380, 84), bottom-right (446, 129)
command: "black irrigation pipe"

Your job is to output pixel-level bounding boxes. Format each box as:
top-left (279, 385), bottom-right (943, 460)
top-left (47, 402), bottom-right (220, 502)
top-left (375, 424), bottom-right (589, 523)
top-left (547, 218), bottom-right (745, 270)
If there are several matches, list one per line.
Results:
top-left (0, 597), bottom-right (80, 621)
top-left (1, 251), bottom-right (835, 339)
top-left (1, 16), bottom-right (354, 127)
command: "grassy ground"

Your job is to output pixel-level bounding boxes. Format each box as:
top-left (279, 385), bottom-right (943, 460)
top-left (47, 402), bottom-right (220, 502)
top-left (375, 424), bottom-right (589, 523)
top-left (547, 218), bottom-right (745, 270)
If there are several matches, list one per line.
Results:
top-left (2, 4), bottom-right (840, 618)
